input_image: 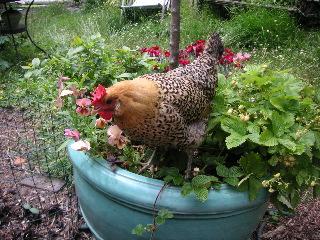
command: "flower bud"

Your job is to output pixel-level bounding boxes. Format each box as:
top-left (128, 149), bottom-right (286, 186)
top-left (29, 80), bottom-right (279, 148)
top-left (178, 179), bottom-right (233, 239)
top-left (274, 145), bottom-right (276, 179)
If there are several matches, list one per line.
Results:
top-left (238, 105), bottom-right (245, 110)
top-left (310, 181), bottom-right (316, 187)
top-left (227, 108), bottom-right (233, 115)
top-left (95, 118), bottom-right (107, 129)
top-left (268, 188), bottom-right (275, 193)
top-left (262, 180), bottom-right (269, 187)
top-left (274, 173), bottom-right (280, 178)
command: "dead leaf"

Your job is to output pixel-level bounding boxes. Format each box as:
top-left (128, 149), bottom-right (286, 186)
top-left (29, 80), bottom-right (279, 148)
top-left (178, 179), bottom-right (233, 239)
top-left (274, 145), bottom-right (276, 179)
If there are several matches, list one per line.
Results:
top-left (14, 157), bottom-right (27, 166)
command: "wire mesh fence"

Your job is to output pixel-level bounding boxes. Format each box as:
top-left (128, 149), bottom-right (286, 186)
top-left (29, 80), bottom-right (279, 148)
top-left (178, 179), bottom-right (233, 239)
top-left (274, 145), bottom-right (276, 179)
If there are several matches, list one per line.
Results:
top-left (0, 103), bottom-right (91, 239)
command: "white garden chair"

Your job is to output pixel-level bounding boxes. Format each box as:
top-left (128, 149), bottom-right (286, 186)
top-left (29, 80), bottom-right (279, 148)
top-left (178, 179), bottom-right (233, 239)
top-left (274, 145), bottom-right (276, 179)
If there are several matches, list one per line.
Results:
top-left (121, 0), bottom-right (171, 18)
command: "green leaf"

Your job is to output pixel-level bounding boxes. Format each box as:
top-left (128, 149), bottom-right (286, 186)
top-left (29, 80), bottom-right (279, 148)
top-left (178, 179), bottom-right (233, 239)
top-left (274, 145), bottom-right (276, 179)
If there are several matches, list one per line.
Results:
top-left (259, 129), bottom-right (278, 146)
top-left (216, 165), bottom-right (229, 177)
top-left (268, 156), bottom-right (279, 166)
top-left (271, 112), bottom-right (294, 137)
top-left (296, 170), bottom-right (308, 186)
top-left (32, 58), bottom-right (41, 67)
top-left (314, 185), bottom-right (320, 198)
top-left (192, 175), bottom-right (218, 187)
top-left (239, 152), bottom-right (267, 177)
top-left (278, 138), bottom-right (296, 151)
top-left (225, 132), bottom-right (248, 149)
top-left (194, 187), bottom-right (209, 202)
top-left (57, 139), bottom-right (72, 152)
top-left (67, 46), bottom-right (84, 57)
top-left (247, 123), bottom-right (260, 135)
top-left (216, 165), bottom-right (243, 178)
top-left (248, 177), bottom-right (263, 201)
top-left (23, 203), bottom-right (31, 210)
top-left (29, 207), bottom-right (40, 215)
top-left (181, 182), bottom-right (193, 196)
top-left (314, 132), bottom-right (320, 150)
top-left (157, 209), bottom-right (173, 219)
top-left (270, 96), bottom-right (299, 112)
top-left (299, 131), bottom-right (315, 147)
top-left (224, 177), bottom-right (239, 186)
top-left (221, 117), bottom-right (247, 135)
top-left (132, 224), bottom-right (146, 236)
top-left (277, 195), bottom-right (293, 209)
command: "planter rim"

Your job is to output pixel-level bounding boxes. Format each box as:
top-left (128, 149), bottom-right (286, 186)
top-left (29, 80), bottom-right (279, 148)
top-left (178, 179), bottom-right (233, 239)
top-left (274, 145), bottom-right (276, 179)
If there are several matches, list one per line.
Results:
top-left (68, 144), bottom-right (268, 215)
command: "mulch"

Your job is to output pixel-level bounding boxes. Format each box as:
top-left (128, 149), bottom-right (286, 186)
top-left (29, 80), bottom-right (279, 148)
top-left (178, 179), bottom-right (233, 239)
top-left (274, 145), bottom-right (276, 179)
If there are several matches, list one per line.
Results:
top-left (1, 106), bottom-right (319, 240)
top-left (0, 107), bottom-right (92, 240)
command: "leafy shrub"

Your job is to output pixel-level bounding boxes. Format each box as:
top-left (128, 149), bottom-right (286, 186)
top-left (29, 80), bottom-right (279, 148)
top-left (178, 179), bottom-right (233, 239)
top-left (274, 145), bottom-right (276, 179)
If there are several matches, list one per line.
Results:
top-left (204, 65), bottom-right (320, 208)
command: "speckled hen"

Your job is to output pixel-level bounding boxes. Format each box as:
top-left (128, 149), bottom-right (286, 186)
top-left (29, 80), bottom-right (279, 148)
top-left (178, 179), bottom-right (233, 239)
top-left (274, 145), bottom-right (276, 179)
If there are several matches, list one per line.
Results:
top-left (96, 33), bottom-right (224, 177)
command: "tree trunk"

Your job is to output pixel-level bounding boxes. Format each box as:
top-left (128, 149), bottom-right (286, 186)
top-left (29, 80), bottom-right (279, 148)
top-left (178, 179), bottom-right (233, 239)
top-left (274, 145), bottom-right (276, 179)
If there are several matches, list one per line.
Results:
top-left (169, 0), bottom-right (181, 69)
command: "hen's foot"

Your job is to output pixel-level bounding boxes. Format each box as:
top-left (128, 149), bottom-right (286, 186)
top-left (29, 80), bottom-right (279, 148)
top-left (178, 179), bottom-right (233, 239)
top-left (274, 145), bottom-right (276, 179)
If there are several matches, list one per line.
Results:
top-left (138, 150), bottom-right (156, 174)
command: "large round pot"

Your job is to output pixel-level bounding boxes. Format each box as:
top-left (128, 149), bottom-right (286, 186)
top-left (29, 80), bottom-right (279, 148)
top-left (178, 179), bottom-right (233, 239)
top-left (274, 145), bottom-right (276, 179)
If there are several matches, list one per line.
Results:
top-left (68, 145), bottom-right (268, 240)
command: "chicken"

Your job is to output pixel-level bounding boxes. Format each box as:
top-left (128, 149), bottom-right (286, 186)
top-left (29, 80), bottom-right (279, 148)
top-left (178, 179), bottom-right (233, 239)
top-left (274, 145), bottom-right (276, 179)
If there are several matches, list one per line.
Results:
top-left (95, 33), bottom-right (224, 177)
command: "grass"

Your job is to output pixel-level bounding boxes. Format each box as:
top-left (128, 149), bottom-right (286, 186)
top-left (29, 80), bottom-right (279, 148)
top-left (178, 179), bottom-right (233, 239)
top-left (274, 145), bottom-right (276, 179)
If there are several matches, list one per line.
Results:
top-left (1, 2), bottom-right (319, 83)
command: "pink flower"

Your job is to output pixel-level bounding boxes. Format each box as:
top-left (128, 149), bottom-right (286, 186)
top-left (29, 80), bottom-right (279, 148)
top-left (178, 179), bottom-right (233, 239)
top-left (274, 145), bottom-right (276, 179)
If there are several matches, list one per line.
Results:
top-left (64, 129), bottom-right (80, 141)
top-left (179, 59), bottom-right (190, 66)
top-left (71, 140), bottom-right (91, 151)
top-left (233, 52), bottom-right (251, 62)
top-left (107, 125), bottom-right (128, 149)
top-left (76, 98), bottom-right (92, 116)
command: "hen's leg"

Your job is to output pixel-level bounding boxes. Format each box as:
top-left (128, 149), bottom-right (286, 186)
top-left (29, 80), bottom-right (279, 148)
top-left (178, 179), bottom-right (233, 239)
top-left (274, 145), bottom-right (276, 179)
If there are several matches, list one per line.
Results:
top-left (185, 149), bottom-right (195, 180)
top-left (138, 149), bottom-right (158, 174)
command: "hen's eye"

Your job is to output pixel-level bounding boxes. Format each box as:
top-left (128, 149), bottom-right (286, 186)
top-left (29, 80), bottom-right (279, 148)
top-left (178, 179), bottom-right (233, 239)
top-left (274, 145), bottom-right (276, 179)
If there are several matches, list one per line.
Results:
top-left (106, 99), bottom-right (113, 104)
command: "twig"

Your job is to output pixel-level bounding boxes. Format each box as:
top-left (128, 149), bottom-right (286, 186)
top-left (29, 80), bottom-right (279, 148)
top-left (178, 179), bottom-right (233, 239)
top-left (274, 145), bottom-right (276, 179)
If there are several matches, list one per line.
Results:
top-left (149, 183), bottom-right (169, 240)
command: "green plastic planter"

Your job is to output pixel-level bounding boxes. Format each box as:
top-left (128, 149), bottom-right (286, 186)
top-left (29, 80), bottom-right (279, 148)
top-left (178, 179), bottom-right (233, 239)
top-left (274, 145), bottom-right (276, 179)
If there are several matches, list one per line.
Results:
top-left (68, 145), bottom-right (268, 240)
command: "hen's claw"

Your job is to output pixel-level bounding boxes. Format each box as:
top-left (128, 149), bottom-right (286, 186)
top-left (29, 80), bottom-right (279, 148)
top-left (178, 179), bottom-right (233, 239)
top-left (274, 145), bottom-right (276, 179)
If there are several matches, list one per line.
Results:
top-left (138, 150), bottom-right (156, 174)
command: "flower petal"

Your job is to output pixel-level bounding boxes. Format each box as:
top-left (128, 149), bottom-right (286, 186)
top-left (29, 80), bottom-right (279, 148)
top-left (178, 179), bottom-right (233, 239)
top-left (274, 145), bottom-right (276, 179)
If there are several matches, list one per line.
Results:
top-left (71, 140), bottom-right (91, 151)
top-left (107, 125), bottom-right (122, 138)
top-left (60, 89), bottom-right (74, 97)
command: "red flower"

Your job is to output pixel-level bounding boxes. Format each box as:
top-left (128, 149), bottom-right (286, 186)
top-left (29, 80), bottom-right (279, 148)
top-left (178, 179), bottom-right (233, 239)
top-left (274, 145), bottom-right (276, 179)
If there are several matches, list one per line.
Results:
top-left (185, 45), bottom-right (194, 54)
top-left (196, 40), bottom-right (205, 45)
top-left (92, 84), bottom-right (106, 106)
top-left (194, 44), bottom-right (205, 57)
top-left (146, 46), bottom-right (161, 57)
top-left (179, 59), bottom-right (190, 66)
top-left (164, 51), bottom-right (171, 58)
top-left (140, 47), bottom-right (148, 53)
top-left (219, 48), bottom-right (235, 65)
top-left (179, 50), bottom-right (189, 60)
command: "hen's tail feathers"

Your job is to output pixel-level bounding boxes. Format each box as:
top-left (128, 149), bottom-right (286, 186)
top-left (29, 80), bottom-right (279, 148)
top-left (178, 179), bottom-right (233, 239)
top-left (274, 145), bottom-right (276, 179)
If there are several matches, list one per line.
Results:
top-left (204, 33), bottom-right (224, 60)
